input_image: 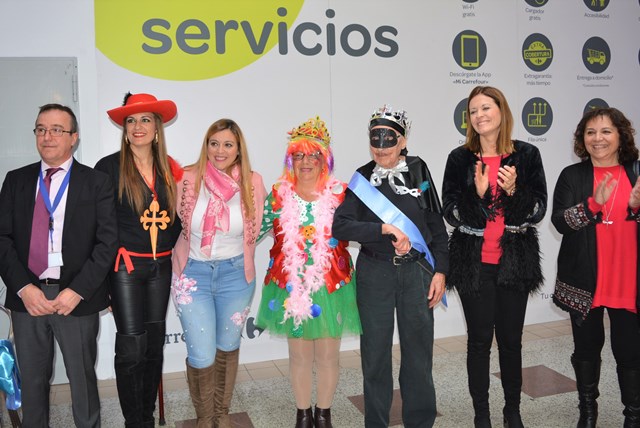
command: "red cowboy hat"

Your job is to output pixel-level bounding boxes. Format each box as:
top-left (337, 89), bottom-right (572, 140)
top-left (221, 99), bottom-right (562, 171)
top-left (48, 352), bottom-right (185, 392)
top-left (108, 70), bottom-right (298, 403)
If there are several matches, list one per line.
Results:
top-left (107, 93), bottom-right (177, 125)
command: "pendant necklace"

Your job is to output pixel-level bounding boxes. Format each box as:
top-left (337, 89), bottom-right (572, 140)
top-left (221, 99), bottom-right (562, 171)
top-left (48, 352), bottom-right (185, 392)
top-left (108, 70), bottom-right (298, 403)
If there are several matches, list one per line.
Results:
top-left (138, 167), bottom-right (157, 201)
top-left (599, 165), bottom-right (622, 226)
top-left (137, 166), bottom-right (170, 258)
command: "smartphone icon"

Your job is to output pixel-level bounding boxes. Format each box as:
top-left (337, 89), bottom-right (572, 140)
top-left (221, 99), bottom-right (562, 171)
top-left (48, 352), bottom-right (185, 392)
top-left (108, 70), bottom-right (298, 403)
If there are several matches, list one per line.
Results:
top-left (461, 34), bottom-right (480, 68)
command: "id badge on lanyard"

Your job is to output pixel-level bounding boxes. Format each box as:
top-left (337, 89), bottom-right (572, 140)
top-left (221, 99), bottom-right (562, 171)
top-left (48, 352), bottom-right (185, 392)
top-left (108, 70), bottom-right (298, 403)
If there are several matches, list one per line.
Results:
top-left (39, 164), bottom-right (72, 268)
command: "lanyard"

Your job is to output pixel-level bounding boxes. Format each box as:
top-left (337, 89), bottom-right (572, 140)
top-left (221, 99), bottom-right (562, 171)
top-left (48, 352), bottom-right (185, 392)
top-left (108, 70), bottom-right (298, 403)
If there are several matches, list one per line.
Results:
top-left (38, 162), bottom-right (72, 248)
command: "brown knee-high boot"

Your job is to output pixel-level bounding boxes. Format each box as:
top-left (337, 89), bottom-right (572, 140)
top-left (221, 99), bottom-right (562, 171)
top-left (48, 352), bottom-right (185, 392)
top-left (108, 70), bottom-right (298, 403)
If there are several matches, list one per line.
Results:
top-left (186, 360), bottom-right (216, 428)
top-left (214, 349), bottom-right (240, 428)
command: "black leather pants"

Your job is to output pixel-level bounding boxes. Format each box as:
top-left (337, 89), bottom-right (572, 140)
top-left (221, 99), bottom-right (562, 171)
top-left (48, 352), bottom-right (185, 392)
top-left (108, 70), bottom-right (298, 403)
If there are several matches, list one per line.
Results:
top-left (111, 255), bottom-right (172, 335)
top-left (111, 255), bottom-right (171, 427)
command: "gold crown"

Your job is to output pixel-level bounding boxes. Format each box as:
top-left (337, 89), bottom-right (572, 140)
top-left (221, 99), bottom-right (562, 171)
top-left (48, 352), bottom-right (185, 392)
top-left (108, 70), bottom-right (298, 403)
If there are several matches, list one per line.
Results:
top-left (288, 116), bottom-right (331, 148)
top-left (369, 104), bottom-right (411, 137)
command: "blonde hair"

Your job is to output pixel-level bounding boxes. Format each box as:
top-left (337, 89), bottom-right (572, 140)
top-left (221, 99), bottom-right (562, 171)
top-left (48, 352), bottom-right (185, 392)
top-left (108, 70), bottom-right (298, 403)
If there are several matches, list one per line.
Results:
top-left (190, 119), bottom-right (255, 219)
top-left (118, 113), bottom-right (177, 220)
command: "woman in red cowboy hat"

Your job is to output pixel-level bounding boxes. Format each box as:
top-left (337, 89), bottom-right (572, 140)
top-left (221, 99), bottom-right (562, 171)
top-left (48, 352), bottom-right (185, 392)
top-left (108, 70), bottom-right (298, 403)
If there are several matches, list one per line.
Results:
top-left (95, 92), bottom-right (183, 428)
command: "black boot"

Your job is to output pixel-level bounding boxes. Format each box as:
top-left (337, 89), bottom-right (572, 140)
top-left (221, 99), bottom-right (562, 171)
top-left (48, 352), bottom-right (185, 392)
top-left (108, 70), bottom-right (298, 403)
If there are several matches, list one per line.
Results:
top-left (571, 356), bottom-right (600, 428)
top-left (618, 366), bottom-right (640, 428)
top-left (500, 348), bottom-right (523, 428)
top-left (503, 408), bottom-right (524, 428)
top-left (295, 407), bottom-right (313, 428)
top-left (314, 406), bottom-right (333, 428)
top-left (142, 321), bottom-right (166, 427)
top-left (115, 332), bottom-right (147, 428)
top-left (468, 345), bottom-right (491, 426)
top-left (474, 415), bottom-right (492, 427)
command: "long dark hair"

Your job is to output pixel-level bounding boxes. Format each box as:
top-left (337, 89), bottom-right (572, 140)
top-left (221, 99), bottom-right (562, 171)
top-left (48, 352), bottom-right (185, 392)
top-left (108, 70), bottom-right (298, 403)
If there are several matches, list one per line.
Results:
top-left (118, 113), bottom-right (177, 220)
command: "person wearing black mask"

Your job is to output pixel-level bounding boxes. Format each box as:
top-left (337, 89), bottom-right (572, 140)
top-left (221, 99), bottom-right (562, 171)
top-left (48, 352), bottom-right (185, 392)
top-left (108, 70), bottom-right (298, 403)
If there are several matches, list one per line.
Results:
top-left (333, 105), bottom-right (449, 428)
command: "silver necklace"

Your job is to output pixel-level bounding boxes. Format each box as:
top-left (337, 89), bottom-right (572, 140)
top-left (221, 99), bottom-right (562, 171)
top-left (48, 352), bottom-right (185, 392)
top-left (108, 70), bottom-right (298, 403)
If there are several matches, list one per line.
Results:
top-left (598, 165), bottom-right (622, 226)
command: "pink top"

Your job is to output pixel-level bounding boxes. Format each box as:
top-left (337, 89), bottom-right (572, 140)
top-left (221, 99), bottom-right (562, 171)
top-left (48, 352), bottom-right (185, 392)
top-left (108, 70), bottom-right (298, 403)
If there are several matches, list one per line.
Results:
top-left (481, 155), bottom-right (505, 265)
top-left (590, 165), bottom-right (637, 312)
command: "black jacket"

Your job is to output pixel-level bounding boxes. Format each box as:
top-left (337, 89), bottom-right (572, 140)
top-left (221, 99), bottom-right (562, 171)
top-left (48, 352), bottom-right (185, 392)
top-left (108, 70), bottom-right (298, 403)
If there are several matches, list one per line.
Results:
top-left (95, 152), bottom-right (182, 254)
top-left (442, 140), bottom-right (547, 295)
top-left (332, 156), bottom-right (449, 275)
top-left (0, 160), bottom-right (118, 315)
top-left (551, 159), bottom-right (640, 319)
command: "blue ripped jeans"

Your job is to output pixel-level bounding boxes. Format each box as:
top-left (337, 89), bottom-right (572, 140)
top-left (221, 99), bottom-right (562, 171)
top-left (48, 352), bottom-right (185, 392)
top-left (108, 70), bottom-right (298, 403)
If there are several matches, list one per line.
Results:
top-left (173, 254), bottom-right (255, 368)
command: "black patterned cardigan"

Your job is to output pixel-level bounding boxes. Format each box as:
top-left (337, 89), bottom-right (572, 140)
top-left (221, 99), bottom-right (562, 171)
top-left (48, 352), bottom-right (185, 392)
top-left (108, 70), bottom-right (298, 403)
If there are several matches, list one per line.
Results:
top-left (442, 140), bottom-right (548, 296)
top-left (551, 159), bottom-right (640, 320)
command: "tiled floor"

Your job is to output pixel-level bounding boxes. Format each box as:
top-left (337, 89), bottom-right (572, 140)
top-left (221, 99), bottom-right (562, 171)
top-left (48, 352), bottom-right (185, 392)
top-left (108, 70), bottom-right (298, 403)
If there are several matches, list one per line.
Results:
top-left (24, 316), bottom-right (630, 427)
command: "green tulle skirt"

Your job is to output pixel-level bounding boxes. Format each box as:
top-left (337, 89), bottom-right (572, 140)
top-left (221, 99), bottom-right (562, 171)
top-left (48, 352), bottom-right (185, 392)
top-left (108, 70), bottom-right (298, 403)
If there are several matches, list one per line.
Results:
top-left (255, 278), bottom-right (362, 340)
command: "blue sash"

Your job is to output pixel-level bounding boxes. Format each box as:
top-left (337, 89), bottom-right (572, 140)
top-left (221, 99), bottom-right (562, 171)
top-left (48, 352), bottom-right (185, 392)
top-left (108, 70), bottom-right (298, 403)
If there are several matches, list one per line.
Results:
top-left (0, 339), bottom-right (21, 410)
top-left (348, 172), bottom-right (447, 306)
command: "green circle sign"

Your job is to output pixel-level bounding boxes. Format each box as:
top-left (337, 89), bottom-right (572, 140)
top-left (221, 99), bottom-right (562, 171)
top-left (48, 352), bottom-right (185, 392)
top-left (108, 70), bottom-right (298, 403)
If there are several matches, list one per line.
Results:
top-left (96, 0), bottom-right (304, 81)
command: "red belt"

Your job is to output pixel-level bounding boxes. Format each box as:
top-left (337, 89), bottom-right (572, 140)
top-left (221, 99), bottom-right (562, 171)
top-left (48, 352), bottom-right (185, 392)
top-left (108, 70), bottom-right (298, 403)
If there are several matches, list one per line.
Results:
top-left (114, 247), bottom-right (172, 274)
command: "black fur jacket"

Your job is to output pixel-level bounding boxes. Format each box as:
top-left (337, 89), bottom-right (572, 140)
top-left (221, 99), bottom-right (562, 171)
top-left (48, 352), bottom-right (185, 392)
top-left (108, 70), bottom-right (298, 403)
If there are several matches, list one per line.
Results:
top-left (441, 140), bottom-right (547, 296)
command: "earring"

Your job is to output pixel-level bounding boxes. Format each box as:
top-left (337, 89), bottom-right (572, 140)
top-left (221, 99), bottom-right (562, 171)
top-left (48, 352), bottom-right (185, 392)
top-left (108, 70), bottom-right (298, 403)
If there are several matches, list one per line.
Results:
top-left (154, 131), bottom-right (159, 144)
top-left (125, 136), bottom-right (130, 145)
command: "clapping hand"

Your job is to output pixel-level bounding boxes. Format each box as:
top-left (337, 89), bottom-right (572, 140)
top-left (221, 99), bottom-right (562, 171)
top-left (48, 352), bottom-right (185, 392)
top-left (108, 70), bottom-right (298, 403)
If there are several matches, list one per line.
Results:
top-left (629, 177), bottom-right (640, 209)
top-left (474, 160), bottom-right (489, 197)
top-left (594, 171), bottom-right (617, 205)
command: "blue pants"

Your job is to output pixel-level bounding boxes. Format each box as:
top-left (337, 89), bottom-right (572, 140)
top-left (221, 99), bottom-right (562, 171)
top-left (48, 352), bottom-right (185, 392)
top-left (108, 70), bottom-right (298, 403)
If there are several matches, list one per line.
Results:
top-left (173, 254), bottom-right (255, 368)
top-left (356, 252), bottom-right (436, 428)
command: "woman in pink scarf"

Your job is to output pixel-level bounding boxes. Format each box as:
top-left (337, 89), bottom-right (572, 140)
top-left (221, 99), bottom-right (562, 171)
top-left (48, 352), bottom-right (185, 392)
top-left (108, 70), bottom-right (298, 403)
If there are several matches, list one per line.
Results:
top-left (171, 118), bottom-right (266, 427)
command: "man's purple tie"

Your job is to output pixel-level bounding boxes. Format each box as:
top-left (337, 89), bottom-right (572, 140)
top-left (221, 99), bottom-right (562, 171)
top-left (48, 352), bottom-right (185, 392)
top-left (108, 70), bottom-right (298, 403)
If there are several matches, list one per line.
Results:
top-left (28, 167), bottom-right (62, 276)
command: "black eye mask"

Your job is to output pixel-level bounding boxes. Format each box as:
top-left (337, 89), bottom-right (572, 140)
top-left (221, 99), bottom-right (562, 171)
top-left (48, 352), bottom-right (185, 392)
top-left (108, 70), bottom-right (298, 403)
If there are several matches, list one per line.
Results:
top-left (369, 128), bottom-right (400, 148)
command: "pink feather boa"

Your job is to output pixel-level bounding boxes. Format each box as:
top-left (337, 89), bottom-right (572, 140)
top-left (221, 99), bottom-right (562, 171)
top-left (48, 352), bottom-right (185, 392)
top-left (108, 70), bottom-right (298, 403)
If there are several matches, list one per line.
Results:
top-left (277, 177), bottom-right (342, 327)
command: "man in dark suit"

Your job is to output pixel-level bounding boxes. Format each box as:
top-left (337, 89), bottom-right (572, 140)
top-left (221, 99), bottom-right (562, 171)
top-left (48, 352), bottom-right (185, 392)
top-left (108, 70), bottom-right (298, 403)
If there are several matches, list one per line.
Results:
top-left (0, 104), bottom-right (118, 427)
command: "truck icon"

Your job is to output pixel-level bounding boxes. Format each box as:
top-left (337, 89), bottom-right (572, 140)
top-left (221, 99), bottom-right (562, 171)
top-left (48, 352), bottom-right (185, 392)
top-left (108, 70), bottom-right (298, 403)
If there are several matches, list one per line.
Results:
top-left (586, 48), bottom-right (606, 65)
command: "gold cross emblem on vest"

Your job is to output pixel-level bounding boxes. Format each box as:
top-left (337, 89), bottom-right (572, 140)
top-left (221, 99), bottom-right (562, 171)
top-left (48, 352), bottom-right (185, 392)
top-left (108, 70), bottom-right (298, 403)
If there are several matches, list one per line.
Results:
top-left (140, 199), bottom-right (170, 259)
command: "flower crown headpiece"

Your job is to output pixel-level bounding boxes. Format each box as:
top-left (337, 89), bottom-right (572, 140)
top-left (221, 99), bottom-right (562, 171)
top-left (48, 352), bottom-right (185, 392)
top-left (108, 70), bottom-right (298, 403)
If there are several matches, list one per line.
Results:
top-left (369, 104), bottom-right (411, 137)
top-left (288, 116), bottom-right (331, 148)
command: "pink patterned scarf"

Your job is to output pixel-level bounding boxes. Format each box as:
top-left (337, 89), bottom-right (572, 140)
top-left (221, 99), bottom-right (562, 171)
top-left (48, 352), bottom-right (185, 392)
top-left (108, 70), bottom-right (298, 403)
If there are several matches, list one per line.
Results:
top-left (201, 162), bottom-right (240, 257)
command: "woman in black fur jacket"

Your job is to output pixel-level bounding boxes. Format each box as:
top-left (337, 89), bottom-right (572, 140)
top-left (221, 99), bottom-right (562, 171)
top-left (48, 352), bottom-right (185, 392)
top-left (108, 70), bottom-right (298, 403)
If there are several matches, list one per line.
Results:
top-left (442, 86), bottom-right (547, 428)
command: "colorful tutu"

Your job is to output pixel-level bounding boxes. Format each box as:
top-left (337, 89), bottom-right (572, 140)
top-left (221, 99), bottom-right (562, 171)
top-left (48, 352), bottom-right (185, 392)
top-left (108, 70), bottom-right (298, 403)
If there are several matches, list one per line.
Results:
top-left (255, 276), bottom-right (362, 339)
top-left (256, 182), bottom-right (362, 339)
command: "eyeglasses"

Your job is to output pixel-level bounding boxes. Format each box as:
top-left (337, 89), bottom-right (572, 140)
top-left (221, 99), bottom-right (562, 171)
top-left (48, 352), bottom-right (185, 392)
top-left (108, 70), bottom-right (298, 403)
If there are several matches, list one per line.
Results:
top-left (33, 127), bottom-right (74, 137)
top-left (291, 152), bottom-right (322, 162)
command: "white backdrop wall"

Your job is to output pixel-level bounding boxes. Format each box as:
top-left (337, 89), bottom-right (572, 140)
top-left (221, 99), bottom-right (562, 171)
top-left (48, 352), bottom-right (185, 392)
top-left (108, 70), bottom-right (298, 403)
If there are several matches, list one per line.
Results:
top-left (0, 0), bottom-right (639, 380)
